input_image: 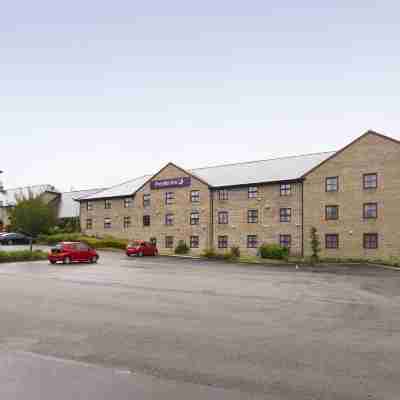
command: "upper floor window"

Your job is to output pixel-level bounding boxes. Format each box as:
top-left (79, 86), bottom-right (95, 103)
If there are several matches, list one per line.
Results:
top-left (165, 192), bottom-right (175, 205)
top-left (325, 234), bottom-right (339, 249)
top-left (247, 235), bottom-right (258, 248)
top-left (87, 201), bottom-right (93, 211)
top-left (143, 215), bottom-right (150, 226)
top-left (364, 233), bottom-right (378, 249)
top-left (165, 213), bottom-right (174, 226)
top-left (86, 218), bottom-right (93, 230)
top-left (143, 193), bottom-right (151, 208)
top-left (218, 189), bottom-right (229, 201)
top-left (363, 203), bottom-right (378, 219)
top-left (326, 177), bottom-right (338, 192)
top-left (124, 197), bottom-right (133, 208)
top-left (191, 190), bottom-right (200, 203)
top-left (280, 183), bottom-right (291, 196)
top-left (104, 199), bottom-right (112, 209)
top-left (104, 218), bottom-right (112, 229)
top-left (190, 236), bottom-right (199, 248)
top-left (363, 173), bottom-right (377, 190)
top-left (123, 216), bottom-right (131, 229)
top-left (190, 211), bottom-right (200, 225)
top-left (218, 211), bottom-right (229, 224)
top-left (279, 234), bottom-right (291, 249)
top-left (280, 208), bottom-right (292, 223)
top-left (248, 186), bottom-right (258, 199)
top-left (325, 205), bottom-right (339, 220)
top-left (247, 209), bottom-right (259, 223)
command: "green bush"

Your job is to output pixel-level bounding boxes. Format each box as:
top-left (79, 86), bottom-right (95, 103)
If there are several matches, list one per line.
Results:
top-left (230, 246), bottom-right (240, 259)
top-left (174, 240), bottom-right (190, 255)
top-left (201, 248), bottom-right (217, 258)
top-left (0, 250), bottom-right (48, 263)
top-left (258, 243), bottom-right (289, 260)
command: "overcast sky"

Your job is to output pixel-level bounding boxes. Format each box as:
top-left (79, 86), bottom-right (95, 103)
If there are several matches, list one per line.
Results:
top-left (1, 1), bottom-right (399, 191)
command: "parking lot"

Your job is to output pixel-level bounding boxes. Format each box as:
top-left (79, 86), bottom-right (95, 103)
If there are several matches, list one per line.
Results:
top-left (0, 249), bottom-right (399, 399)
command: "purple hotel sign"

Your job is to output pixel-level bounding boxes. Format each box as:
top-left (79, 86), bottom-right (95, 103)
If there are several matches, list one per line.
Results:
top-left (151, 177), bottom-right (191, 190)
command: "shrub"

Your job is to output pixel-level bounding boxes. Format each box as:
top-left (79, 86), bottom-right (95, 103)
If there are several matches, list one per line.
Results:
top-left (230, 246), bottom-right (240, 259)
top-left (310, 227), bottom-right (321, 263)
top-left (258, 243), bottom-right (289, 260)
top-left (0, 250), bottom-right (47, 263)
top-left (174, 240), bottom-right (190, 255)
top-left (201, 248), bottom-right (217, 258)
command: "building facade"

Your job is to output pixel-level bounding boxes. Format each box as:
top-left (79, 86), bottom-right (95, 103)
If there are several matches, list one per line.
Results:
top-left (78, 131), bottom-right (400, 259)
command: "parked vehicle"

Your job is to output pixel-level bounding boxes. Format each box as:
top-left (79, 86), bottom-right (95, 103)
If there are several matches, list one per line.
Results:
top-left (126, 241), bottom-right (158, 257)
top-left (48, 242), bottom-right (99, 264)
top-left (0, 232), bottom-right (32, 245)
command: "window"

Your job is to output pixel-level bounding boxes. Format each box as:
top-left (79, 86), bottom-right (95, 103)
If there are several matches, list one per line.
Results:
top-left (247, 209), bottom-right (259, 223)
top-left (248, 186), bottom-right (258, 199)
top-left (165, 213), bottom-right (174, 226)
top-left (363, 173), bottom-right (377, 189)
top-left (218, 211), bottom-right (229, 224)
top-left (124, 197), bottom-right (133, 208)
top-left (191, 190), bottom-right (200, 203)
top-left (165, 192), bottom-right (175, 205)
top-left (218, 189), bottom-right (229, 201)
top-left (123, 216), bottom-right (131, 229)
top-left (363, 203), bottom-right (378, 219)
top-left (190, 236), bottom-right (199, 248)
top-left (143, 215), bottom-right (150, 226)
top-left (86, 219), bottom-right (93, 230)
top-left (280, 183), bottom-right (291, 196)
top-left (218, 235), bottom-right (228, 249)
top-left (104, 218), bottom-right (112, 229)
top-left (190, 211), bottom-right (200, 225)
top-left (165, 236), bottom-right (174, 248)
top-left (325, 205), bottom-right (339, 220)
top-left (280, 208), bottom-right (292, 223)
top-left (87, 201), bottom-right (93, 211)
top-left (279, 234), bottom-right (291, 248)
top-left (143, 194), bottom-right (151, 208)
top-left (247, 235), bottom-right (258, 248)
top-left (104, 199), bottom-right (112, 209)
top-left (326, 177), bottom-right (339, 192)
top-left (364, 233), bottom-right (378, 249)
top-left (325, 234), bottom-right (339, 249)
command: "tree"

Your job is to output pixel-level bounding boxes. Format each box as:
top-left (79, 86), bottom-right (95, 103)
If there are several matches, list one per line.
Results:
top-left (310, 226), bottom-right (321, 263)
top-left (8, 193), bottom-right (57, 243)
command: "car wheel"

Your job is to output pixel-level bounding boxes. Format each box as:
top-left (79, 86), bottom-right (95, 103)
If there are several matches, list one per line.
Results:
top-left (64, 256), bottom-right (72, 264)
top-left (7, 240), bottom-right (13, 246)
top-left (153, 250), bottom-right (158, 257)
top-left (50, 260), bottom-right (56, 265)
top-left (91, 256), bottom-right (98, 264)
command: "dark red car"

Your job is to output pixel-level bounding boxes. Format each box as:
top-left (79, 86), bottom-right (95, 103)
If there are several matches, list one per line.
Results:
top-left (126, 240), bottom-right (158, 257)
top-left (48, 242), bottom-right (99, 264)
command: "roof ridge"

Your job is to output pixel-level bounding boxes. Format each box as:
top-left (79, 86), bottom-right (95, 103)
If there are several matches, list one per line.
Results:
top-left (190, 150), bottom-right (336, 172)
top-left (88, 174), bottom-right (152, 194)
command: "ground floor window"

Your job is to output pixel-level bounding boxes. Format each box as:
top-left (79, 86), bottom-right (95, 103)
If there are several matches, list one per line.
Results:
top-left (364, 233), bottom-right (378, 249)
top-left (279, 234), bottom-right (291, 249)
top-left (86, 219), bottom-right (93, 230)
top-left (325, 234), bottom-right (339, 249)
top-left (190, 236), bottom-right (199, 248)
top-left (247, 235), bottom-right (258, 248)
top-left (143, 215), bottom-right (150, 226)
top-left (165, 236), bottom-right (174, 248)
top-left (123, 216), bottom-right (131, 229)
top-left (104, 218), bottom-right (112, 229)
top-left (218, 235), bottom-right (228, 249)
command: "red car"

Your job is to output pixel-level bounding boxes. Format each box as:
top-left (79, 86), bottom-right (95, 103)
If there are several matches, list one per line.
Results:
top-left (126, 240), bottom-right (158, 257)
top-left (48, 242), bottom-right (99, 264)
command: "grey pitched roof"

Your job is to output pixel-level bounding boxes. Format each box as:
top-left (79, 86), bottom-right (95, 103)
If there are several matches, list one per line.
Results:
top-left (58, 188), bottom-right (105, 219)
top-left (0, 184), bottom-right (58, 207)
top-left (79, 151), bottom-right (335, 201)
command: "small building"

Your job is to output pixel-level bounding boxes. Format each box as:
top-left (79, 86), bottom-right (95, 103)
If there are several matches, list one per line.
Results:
top-left (77, 130), bottom-right (400, 260)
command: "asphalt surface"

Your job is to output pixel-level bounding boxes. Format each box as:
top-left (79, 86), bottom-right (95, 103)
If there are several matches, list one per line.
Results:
top-left (0, 250), bottom-right (399, 399)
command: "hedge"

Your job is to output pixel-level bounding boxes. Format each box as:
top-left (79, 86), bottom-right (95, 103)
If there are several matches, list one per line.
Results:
top-left (0, 250), bottom-right (48, 263)
top-left (37, 234), bottom-right (128, 250)
top-left (258, 244), bottom-right (289, 260)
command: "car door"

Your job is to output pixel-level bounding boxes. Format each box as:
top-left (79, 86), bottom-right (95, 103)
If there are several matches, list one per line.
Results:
top-left (77, 243), bottom-right (90, 261)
